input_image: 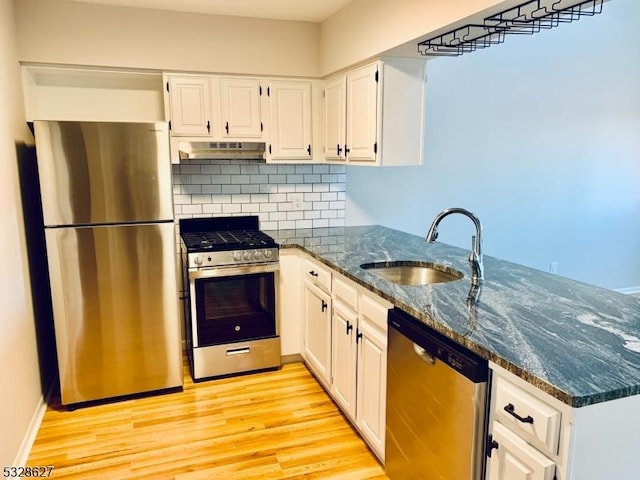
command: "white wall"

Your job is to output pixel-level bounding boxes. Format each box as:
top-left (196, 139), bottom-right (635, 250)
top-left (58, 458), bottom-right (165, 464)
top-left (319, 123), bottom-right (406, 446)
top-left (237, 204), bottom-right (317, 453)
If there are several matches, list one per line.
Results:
top-left (0, 0), bottom-right (44, 466)
top-left (14, 0), bottom-right (320, 77)
top-left (346, 0), bottom-right (640, 291)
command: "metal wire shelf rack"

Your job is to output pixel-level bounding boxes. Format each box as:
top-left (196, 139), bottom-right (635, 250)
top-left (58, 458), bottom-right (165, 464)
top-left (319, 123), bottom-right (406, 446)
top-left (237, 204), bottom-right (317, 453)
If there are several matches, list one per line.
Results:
top-left (418, 0), bottom-right (604, 57)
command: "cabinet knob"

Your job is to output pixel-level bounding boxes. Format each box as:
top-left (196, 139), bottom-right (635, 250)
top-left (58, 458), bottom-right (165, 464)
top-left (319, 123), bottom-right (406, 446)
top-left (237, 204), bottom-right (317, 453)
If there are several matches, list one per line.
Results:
top-left (321, 299), bottom-right (328, 312)
top-left (486, 433), bottom-right (499, 458)
top-left (346, 321), bottom-right (353, 334)
top-left (225, 121), bottom-right (229, 134)
top-left (206, 121), bottom-right (211, 133)
top-left (337, 144), bottom-right (342, 156)
top-left (344, 145), bottom-right (350, 156)
top-left (307, 144), bottom-right (312, 156)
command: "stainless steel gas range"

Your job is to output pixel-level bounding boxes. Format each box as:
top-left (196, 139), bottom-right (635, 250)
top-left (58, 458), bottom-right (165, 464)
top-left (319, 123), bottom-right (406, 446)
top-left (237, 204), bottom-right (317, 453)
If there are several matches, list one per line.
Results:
top-left (179, 216), bottom-right (281, 380)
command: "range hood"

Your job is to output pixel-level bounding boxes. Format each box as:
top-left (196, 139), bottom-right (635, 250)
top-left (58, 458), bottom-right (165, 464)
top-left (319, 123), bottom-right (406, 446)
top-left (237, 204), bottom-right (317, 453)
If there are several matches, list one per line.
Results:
top-left (177, 141), bottom-right (266, 160)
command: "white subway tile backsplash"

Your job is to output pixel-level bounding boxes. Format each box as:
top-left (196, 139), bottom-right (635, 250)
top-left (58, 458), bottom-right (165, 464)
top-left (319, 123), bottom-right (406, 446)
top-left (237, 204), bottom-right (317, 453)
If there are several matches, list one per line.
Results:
top-left (174, 194), bottom-right (192, 205)
top-left (222, 204), bottom-right (242, 213)
top-left (221, 185), bottom-right (241, 194)
top-left (182, 204), bottom-right (203, 215)
top-left (182, 185), bottom-right (203, 195)
top-left (192, 194), bottom-right (212, 204)
top-left (278, 165), bottom-right (296, 174)
top-left (221, 165), bottom-right (241, 174)
top-left (241, 184), bottom-right (260, 194)
top-left (287, 174), bottom-right (303, 184)
top-left (201, 164), bottom-right (221, 174)
top-left (171, 160), bottom-right (346, 230)
top-left (321, 192), bottom-right (338, 202)
top-left (179, 164), bottom-right (201, 174)
top-left (203, 204), bottom-right (223, 214)
top-left (295, 165), bottom-right (313, 174)
top-left (190, 175), bottom-right (211, 184)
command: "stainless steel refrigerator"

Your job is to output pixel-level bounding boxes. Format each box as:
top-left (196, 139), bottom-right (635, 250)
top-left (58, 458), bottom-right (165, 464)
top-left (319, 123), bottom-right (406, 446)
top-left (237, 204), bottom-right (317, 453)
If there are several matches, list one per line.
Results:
top-left (34, 120), bottom-right (183, 405)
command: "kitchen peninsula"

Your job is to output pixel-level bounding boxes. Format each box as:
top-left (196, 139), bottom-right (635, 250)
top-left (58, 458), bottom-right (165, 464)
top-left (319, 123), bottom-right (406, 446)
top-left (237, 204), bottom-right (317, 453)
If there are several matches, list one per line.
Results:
top-left (271, 224), bottom-right (640, 480)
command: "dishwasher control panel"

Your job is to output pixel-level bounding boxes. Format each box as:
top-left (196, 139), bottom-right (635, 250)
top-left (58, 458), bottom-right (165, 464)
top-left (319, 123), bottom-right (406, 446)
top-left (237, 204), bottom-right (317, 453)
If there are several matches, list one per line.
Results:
top-left (389, 307), bottom-right (488, 383)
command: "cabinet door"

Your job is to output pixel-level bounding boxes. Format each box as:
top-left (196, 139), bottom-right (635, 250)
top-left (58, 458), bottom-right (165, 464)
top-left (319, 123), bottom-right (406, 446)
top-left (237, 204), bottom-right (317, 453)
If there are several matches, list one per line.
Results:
top-left (331, 302), bottom-right (358, 420)
top-left (302, 282), bottom-right (332, 387)
top-left (356, 312), bottom-right (387, 461)
top-left (220, 78), bottom-right (263, 138)
top-left (267, 80), bottom-right (312, 161)
top-left (167, 76), bottom-right (212, 136)
top-left (346, 63), bottom-right (378, 163)
top-left (488, 422), bottom-right (556, 480)
top-left (323, 76), bottom-right (346, 161)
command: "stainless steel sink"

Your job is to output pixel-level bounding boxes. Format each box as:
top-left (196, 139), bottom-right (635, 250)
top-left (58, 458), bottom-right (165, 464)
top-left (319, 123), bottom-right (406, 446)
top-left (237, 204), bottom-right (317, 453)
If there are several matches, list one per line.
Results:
top-left (360, 261), bottom-right (463, 286)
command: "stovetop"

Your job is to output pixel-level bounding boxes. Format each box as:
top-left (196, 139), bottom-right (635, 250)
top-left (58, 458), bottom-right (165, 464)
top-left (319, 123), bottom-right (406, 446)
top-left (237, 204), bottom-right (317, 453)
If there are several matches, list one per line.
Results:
top-left (179, 216), bottom-right (279, 268)
top-left (181, 230), bottom-right (277, 252)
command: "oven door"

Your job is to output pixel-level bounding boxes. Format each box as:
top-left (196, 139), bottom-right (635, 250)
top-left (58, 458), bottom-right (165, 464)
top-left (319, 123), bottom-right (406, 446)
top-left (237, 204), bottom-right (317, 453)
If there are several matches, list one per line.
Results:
top-left (188, 263), bottom-right (278, 348)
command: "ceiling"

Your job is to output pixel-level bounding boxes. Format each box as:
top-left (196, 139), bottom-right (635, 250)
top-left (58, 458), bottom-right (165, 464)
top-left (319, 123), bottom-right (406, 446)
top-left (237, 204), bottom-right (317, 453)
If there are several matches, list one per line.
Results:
top-left (64, 0), bottom-right (355, 22)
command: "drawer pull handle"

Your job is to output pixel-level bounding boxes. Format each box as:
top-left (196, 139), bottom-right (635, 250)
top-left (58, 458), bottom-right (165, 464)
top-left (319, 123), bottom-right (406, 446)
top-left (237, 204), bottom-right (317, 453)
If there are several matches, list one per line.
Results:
top-left (226, 347), bottom-right (250, 356)
top-left (504, 403), bottom-right (534, 424)
top-left (309, 270), bottom-right (319, 277)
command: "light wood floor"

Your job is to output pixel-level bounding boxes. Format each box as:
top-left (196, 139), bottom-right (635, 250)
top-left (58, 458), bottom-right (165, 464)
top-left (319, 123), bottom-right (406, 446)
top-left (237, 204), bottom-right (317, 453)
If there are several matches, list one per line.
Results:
top-left (27, 361), bottom-right (388, 480)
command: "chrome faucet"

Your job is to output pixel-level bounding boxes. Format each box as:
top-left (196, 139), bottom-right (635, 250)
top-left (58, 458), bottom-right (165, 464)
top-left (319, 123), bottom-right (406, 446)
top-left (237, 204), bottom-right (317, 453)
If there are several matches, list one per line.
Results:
top-left (426, 207), bottom-right (484, 286)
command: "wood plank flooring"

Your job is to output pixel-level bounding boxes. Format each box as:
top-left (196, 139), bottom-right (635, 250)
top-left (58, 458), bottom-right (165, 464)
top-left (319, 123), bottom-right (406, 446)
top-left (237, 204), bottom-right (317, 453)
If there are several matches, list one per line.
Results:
top-left (27, 361), bottom-right (388, 479)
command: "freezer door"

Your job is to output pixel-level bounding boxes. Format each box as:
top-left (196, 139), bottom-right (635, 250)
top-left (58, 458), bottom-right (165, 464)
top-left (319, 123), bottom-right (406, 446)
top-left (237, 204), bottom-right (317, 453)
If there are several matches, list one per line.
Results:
top-left (35, 121), bottom-right (173, 226)
top-left (45, 222), bottom-right (183, 405)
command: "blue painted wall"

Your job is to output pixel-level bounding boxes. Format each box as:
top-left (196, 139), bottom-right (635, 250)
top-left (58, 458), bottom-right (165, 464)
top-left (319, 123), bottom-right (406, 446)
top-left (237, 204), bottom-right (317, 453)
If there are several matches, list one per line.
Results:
top-left (346, 0), bottom-right (640, 290)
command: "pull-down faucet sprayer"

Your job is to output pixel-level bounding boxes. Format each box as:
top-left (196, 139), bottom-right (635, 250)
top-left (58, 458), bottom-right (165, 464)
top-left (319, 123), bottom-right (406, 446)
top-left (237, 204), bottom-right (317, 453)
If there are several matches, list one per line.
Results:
top-left (426, 207), bottom-right (484, 286)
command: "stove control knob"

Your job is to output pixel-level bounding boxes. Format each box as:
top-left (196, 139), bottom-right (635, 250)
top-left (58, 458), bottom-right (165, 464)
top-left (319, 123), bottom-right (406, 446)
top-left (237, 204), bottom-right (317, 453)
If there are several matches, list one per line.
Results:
top-left (243, 251), bottom-right (251, 261)
top-left (193, 256), bottom-right (203, 266)
top-left (264, 249), bottom-right (273, 259)
top-left (232, 251), bottom-right (242, 262)
top-left (254, 250), bottom-right (263, 260)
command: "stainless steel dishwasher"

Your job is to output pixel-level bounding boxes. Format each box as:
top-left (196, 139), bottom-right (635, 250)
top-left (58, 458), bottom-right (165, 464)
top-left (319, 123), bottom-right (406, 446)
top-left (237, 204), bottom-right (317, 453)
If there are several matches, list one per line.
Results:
top-left (386, 308), bottom-right (489, 480)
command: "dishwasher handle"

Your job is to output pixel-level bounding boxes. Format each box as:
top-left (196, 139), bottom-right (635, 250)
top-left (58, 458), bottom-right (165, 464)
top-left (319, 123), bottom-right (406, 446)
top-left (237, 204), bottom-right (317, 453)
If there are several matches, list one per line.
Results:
top-left (413, 343), bottom-right (436, 364)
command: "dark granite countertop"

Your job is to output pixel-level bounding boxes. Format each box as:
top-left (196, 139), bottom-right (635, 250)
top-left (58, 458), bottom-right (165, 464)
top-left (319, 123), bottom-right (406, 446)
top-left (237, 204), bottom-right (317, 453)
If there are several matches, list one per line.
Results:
top-left (267, 225), bottom-right (640, 408)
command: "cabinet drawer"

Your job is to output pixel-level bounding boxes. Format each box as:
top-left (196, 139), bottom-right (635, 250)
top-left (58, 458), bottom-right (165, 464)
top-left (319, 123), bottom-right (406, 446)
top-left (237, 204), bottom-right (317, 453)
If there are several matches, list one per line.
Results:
top-left (333, 275), bottom-right (358, 311)
top-left (488, 421), bottom-right (556, 480)
top-left (359, 292), bottom-right (390, 332)
top-left (304, 259), bottom-right (331, 293)
top-left (494, 376), bottom-right (561, 456)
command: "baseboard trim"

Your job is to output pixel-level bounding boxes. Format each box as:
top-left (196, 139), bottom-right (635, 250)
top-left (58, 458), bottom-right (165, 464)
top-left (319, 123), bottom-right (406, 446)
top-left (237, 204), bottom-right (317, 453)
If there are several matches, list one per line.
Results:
top-left (281, 353), bottom-right (303, 365)
top-left (614, 286), bottom-right (640, 297)
top-left (12, 395), bottom-right (46, 466)
top-left (12, 378), bottom-right (56, 466)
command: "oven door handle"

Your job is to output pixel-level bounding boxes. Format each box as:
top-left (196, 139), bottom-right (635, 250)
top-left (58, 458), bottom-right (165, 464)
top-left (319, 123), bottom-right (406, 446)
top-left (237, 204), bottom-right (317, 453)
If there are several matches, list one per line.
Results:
top-left (189, 262), bottom-right (279, 279)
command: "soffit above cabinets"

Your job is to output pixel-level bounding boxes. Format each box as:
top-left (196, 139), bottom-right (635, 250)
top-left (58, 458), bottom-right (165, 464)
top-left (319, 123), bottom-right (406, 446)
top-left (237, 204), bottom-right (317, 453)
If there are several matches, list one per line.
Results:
top-left (63, 0), bottom-right (354, 22)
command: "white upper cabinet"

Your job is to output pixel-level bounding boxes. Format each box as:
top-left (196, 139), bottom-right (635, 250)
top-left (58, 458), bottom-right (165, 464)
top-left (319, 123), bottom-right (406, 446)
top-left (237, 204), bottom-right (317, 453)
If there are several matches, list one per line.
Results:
top-left (166, 75), bottom-right (212, 136)
top-left (219, 77), bottom-right (264, 139)
top-left (265, 80), bottom-right (313, 161)
top-left (322, 76), bottom-right (346, 161)
top-left (346, 63), bottom-right (379, 162)
top-left (322, 58), bottom-right (426, 166)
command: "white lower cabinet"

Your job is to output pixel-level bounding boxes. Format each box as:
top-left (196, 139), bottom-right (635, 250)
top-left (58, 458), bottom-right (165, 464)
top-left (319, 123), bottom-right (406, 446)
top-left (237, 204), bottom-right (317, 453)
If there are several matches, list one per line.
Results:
top-left (355, 293), bottom-right (388, 460)
top-left (488, 422), bottom-right (555, 480)
top-left (302, 280), bottom-right (332, 389)
top-left (488, 362), bottom-right (640, 480)
top-left (298, 255), bottom-right (390, 462)
top-left (329, 274), bottom-right (390, 462)
top-left (331, 301), bottom-right (358, 419)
